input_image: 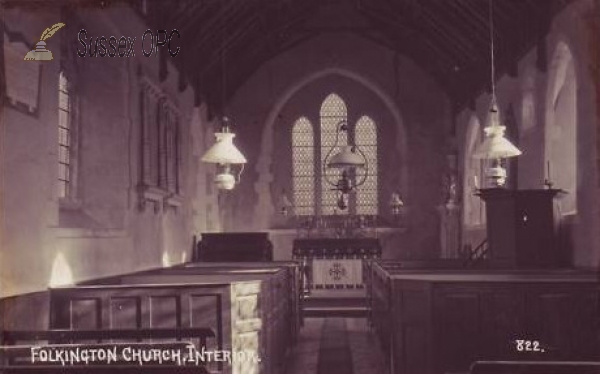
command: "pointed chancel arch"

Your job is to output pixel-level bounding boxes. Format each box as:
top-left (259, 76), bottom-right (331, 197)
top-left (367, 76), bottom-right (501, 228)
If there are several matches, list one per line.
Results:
top-left (320, 93), bottom-right (348, 215)
top-left (292, 117), bottom-right (315, 215)
top-left (253, 67), bottom-right (411, 229)
top-left (355, 115), bottom-right (378, 215)
top-left (254, 68), bottom-right (407, 228)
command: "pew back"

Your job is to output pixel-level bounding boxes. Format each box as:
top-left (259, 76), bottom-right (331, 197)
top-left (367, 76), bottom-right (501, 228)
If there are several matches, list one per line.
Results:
top-left (470, 360), bottom-right (600, 374)
top-left (365, 260), bottom-right (470, 354)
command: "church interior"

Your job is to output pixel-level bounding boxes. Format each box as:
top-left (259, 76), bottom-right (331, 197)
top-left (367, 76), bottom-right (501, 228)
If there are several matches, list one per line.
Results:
top-left (1, 0), bottom-right (600, 373)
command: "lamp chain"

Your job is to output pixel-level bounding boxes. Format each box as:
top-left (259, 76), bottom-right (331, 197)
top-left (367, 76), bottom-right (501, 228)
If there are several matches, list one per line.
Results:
top-left (322, 120), bottom-right (345, 187)
top-left (489, 0), bottom-right (496, 102)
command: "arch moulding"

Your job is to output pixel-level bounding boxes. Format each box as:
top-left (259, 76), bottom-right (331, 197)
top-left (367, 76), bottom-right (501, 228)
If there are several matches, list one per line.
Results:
top-left (252, 67), bottom-right (408, 228)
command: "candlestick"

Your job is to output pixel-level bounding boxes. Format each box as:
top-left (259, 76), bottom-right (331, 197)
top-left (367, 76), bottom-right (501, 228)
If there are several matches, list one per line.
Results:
top-left (544, 161), bottom-right (553, 189)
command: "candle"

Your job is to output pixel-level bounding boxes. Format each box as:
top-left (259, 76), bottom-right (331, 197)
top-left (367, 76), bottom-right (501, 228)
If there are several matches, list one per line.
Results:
top-left (473, 175), bottom-right (480, 189)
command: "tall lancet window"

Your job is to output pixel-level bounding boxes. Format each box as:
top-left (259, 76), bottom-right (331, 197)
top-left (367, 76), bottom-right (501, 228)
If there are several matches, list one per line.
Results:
top-left (58, 71), bottom-right (74, 199)
top-left (292, 117), bottom-right (315, 215)
top-left (320, 93), bottom-right (348, 215)
top-left (355, 115), bottom-right (378, 215)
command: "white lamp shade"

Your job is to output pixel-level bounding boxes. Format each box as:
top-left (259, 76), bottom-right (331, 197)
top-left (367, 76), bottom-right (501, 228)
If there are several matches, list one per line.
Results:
top-left (201, 132), bottom-right (247, 164)
top-left (473, 125), bottom-right (522, 159)
top-left (327, 146), bottom-right (365, 169)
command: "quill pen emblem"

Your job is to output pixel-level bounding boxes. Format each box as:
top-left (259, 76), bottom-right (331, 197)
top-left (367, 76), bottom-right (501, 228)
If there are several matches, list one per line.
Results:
top-left (24, 23), bottom-right (65, 61)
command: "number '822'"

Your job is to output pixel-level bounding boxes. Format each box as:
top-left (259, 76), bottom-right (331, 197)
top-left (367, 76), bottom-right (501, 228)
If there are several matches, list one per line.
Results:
top-left (515, 339), bottom-right (544, 352)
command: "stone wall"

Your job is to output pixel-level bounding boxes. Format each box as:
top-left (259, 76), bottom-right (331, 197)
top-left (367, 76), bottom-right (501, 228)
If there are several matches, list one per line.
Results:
top-left (222, 32), bottom-right (452, 258)
top-left (0, 4), bottom-right (219, 297)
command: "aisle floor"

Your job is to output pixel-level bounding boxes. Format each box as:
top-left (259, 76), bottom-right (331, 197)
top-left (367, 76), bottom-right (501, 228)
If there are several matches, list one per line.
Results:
top-left (285, 318), bottom-right (388, 374)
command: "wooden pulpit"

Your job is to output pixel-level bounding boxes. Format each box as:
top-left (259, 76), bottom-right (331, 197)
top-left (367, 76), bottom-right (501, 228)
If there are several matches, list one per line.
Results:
top-left (476, 188), bottom-right (567, 268)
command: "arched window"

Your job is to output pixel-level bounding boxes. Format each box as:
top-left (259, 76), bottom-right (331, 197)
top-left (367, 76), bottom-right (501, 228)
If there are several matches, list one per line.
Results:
top-left (320, 94), bottom-right (348, 215)
top-left (355, 115), bottom-right (378, 215)
top-left (292, 117), bottom-right (315, 215)
top-left (291, 93), bottom-right (379, 216)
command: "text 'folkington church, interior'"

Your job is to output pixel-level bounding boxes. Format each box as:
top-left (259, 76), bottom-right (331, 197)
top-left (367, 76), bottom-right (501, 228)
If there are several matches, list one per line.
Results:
top-left (1, 0), bottom-right (600, 373)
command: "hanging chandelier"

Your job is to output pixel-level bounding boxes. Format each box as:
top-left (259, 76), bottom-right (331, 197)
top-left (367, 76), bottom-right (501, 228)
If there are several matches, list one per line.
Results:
top-left (200, 11), bottom-right (248, 191)
top-left (473, 0), bottom-right (522, 188)
top-left (322, 120), bottom-right (368, 210)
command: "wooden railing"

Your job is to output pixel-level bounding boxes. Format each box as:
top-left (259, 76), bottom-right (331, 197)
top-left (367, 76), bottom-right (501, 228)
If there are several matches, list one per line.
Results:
top-left (460, 238), bottom-right (489, 266)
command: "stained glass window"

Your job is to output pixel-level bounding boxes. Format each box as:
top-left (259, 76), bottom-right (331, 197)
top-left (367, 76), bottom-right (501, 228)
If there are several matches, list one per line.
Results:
top-left (320, 94), bottom-right (348, 215)
top-left (355, 116), bottom-right (378, 215)
top-left (292, 117), bottom-right (315, 215)
top-left (290, 93), bottom-right (379, 217)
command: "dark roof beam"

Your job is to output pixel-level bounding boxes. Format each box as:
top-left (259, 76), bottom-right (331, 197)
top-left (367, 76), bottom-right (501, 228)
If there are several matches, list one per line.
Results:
top-left (186, 0), bottom-right (254, 58)
top-left (357, 8), bottom-right (458, 70)
top-left (415, 6), bottom-right (481, 62)
top-left (196, 16), bottom-right (263, 81)
top-left (444, 0), bottom-right (492, 49)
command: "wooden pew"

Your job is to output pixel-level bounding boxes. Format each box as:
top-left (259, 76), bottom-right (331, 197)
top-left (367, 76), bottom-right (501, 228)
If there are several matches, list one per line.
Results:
top-left (470, 360), bottom-right (600, 374)
top-left (49, 262), bottom-right (300, 374)
top-left (367, 261), bottom-right (600, 374)
top-left (365, 260), bottom-right (468, 354)
top-left (1, 327), bottom-right (214, 373)
top-left (118, 264), bottom-right (296, 374)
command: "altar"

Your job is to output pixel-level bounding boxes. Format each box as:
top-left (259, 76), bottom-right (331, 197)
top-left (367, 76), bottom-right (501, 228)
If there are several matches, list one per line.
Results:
top-left (292, 238), bottom-right (382, 292)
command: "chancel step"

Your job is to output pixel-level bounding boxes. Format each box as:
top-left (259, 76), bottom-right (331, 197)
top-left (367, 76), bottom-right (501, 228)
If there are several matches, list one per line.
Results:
top-left (303, 292), bottom-right (368, 318)
top-left (303, 305), bottom-right (368, 318)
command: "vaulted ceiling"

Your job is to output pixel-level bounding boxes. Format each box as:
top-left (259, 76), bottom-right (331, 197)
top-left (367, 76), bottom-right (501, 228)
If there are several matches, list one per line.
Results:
top-left (144, 0), bottom-right (573, 113)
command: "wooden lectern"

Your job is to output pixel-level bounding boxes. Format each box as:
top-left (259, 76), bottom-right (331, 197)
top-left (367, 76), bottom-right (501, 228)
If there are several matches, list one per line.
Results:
top-left (476, 188), bottom-right (567, 268)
